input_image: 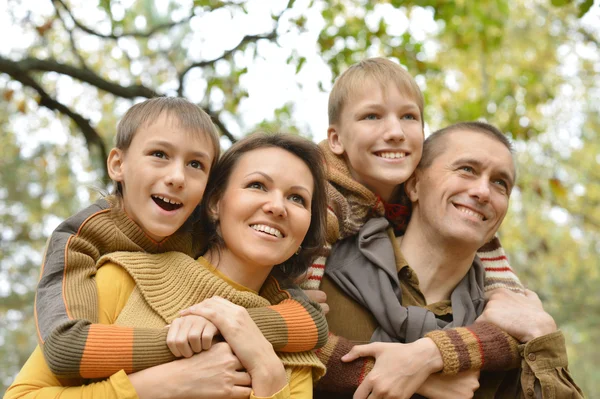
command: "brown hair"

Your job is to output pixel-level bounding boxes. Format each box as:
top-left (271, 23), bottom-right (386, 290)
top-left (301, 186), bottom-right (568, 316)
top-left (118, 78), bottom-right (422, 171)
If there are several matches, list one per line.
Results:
top-left (200, 132), bottom-right (327, 281)
top-left (419, 121), bottom-right (514, 170)
top-left (113, 97), bottom-right (220, 196)
top-left (328, 57), bottom-right (424, 126)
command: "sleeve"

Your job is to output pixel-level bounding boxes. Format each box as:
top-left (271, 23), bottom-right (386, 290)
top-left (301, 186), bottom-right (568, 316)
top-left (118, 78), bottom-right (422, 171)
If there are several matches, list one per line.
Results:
top-left (425, 321), bottom-right (521, 374)
top-left (250, 282), bottom-right (328, 352)
top-left (4, 346), bottom-right (139, 399)
top-left (519, 331), bottom-right (584, 399)
top-left (314, 333), bottom-right (374, 394)
top-left (250, 367), bottom-right (313, 399)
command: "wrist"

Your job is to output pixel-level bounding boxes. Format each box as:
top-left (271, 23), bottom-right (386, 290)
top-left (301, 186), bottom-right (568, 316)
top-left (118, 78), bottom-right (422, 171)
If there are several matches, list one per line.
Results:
top-left (418, 338), bottom-right (444, 373)
top-left (249, 360), bottom-right (287, 397)
top-left (522, 314), bottom-right (557, 342)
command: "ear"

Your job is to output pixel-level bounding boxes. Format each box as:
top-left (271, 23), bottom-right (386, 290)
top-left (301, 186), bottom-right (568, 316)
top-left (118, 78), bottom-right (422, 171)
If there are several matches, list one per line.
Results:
top-left (327, 125), bottom-right (345, 155)
top-left (404, 171), bottom-right (420, 203)
top-left (207, 196), bottom-right (220, 222)
top-left (107, 148), bottom-right (125, 182)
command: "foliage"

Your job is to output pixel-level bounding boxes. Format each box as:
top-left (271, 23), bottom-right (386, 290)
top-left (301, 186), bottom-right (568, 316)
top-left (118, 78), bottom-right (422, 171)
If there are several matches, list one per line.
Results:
top-left (1, 0), bottom-right (599, 395)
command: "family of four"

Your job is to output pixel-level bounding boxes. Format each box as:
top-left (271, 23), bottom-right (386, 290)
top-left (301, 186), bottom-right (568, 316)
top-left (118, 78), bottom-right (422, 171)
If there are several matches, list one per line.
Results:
top-left (7, 58), bottom-right (583, 399)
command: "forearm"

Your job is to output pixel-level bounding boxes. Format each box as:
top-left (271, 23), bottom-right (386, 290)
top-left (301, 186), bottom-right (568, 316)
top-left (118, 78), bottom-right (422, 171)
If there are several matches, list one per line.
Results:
top-left (425, 321), bottom-right (521, 374)
top-left (251, 281), bottom-right (328, 351)
top-left (314, 333), bottom-right (374, 393)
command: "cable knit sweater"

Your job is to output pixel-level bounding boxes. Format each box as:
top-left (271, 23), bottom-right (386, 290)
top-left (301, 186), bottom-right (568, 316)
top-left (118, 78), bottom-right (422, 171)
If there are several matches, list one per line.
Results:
top-left (302, 141), bottom-right (525, 389)
top-left (36, 196), bottom-right (328, 378)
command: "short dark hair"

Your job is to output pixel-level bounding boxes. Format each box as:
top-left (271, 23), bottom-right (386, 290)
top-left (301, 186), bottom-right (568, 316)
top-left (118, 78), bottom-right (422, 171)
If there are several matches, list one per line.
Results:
top-left (200, 132), bottom-right (327, 281)
top-left (419, 121), bottom-right (514, 170)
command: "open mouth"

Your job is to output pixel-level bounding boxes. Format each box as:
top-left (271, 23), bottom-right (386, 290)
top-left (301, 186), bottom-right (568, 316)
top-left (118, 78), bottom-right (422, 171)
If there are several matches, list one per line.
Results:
top-left (375, 151), bottom-right (407, 159)
top-left (250, 224), bottom-right (283, 238)
top-left (152, 195), bottom-right (183, 211)
top-left (455, 204), bottom-right (486, 221)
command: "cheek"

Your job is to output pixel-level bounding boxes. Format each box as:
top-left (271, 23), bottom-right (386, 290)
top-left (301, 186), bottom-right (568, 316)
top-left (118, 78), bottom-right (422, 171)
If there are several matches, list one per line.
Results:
top-left (292, 211), bottom-right (312, 243)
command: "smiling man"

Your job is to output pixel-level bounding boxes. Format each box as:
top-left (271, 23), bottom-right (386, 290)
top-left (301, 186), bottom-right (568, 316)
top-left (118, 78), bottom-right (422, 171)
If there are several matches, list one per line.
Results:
top-left (318, 122), bottom-right (583, 398)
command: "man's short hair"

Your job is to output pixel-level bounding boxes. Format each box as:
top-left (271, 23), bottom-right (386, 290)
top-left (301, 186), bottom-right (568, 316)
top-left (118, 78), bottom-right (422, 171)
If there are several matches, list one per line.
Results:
top-left (419, 121), bottom-right (514, 170)
top-left (328, 57), bottom-right (424, 126)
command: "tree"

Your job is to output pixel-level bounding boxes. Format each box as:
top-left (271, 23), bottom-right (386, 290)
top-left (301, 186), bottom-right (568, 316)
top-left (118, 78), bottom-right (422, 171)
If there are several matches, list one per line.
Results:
top-left (1, 0), bottom-right (598, 395)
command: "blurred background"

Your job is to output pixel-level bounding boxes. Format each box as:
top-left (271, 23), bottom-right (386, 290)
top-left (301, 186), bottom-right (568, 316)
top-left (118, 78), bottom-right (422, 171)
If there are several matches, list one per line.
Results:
top-left (1, 0), bottom-right (598, 395)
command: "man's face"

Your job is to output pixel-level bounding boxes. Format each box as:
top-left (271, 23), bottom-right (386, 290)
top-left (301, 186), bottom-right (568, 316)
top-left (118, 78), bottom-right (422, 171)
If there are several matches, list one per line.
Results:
top-left (407, 130), bottom-right (515, 248)
top-left (327, 79), bottom-right (424, 202)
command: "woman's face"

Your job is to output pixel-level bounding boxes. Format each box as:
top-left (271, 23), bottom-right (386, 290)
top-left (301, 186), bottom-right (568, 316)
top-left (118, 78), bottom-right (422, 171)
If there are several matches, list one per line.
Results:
top-left (213, 147), bottom-right (314, 270)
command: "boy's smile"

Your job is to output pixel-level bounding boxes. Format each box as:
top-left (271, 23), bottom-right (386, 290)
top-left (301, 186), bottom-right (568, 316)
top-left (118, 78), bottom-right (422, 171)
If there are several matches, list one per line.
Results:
top-left (108, 112), bottom-right (215, 242)
top-left (327, 79), bottom-right (424, 202)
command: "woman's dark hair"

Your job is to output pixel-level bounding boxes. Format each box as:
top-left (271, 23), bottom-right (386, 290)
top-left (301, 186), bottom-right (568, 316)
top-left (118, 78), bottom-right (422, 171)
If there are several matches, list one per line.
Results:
top-left (200, 132), bottom-right (327, 281)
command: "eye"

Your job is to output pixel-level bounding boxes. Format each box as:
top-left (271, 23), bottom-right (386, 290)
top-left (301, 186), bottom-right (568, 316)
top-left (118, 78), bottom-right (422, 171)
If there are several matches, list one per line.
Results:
top-left (363, 113), bottom-right (378, 121)
top-left (493, 178), bottom-right (508, 189)
top-left (189, 160), bottom-right (204, 170)
top-left (246, 181), bottom-right (266, 191)
top-left (288, 193), bottom-right (307, 206)
top-left (151, 150), bottom-right (167, 159)
top-left (460, 166), bottom-right (475, 173)
top-left (401, 113), bottom-right (417, 121)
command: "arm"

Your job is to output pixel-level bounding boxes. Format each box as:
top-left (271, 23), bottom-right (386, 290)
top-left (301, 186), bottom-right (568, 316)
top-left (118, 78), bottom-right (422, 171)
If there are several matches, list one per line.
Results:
top-left (477, 288), bottom-right (584, 398)
top-left (251, 280), bottom-right (328, 351)
top-left (36, 199), bottom-right (198, 378)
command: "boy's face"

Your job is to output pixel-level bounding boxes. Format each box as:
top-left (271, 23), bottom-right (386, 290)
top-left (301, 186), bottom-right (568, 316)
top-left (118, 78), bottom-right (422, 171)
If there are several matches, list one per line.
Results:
top-left (327, 79), bottom-right (424, 202)
top-left (108, 113), bottom-right (215, 242)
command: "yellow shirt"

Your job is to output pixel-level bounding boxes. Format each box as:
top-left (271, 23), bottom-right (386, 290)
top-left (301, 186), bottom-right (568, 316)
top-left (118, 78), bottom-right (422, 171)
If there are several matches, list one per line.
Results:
top-left (6, 262), bottom-right (312, 399)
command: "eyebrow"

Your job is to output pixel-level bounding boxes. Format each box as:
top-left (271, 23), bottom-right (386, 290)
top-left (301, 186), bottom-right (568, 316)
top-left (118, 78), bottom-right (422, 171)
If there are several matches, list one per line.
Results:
top-left (244, 171), bottom-right (312, 196)
top-left (148, 140), bottom-right (211, 160)
top-left (452, 157), bottom-right (515, 186)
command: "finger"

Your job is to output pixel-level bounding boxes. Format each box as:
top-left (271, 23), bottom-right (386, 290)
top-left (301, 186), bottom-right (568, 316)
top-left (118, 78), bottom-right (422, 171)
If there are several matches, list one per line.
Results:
top-left (176, 318), bottom-right (195, 358)
top-left (202, 322), bottom-right (218, 351)
top-left (233, 370), bottom-right (252, 386)
top-left (166, 319), bottom-right (183, 358)
top-left (188, 319), bottom-right (204, 353)
top-left (230, 386), bottom-right (253, 399)
top-left (353, 378), bottom-right (372, 399)
top-left (320, 302), bottom-right (330, 315)
top-left (304, 289), bottom-right (327, 304)
top-left (342, 344), bottom-right (375, 362)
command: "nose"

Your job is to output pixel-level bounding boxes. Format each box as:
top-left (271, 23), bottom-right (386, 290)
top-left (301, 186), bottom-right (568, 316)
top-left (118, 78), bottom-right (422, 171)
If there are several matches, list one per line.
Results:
top-left (383, 116), bottom-right (406, 142)
top-left (262, 192), bottom-right (287, 217)
top-left (469, 178), bottom-right (491, 203)
top-left (165, 163), bottom-right (186, 188)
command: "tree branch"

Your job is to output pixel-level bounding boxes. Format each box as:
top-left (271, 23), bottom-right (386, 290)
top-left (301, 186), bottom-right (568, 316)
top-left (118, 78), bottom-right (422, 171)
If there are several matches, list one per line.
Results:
top-left (207, 109), bottom-right (237, 143)
top-left (0, 57), bottom-right (109, 182)
top-left (3, 56), bottom-right (158, 99)
top-left (52, 0), bottom-right (194, 40)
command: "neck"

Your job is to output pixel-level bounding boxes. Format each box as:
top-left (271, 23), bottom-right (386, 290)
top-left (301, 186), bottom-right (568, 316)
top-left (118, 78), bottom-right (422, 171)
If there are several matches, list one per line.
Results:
top-left (399, 222), bottom-right (477, 304)
top-left (204, 247), bottom-right (273, 292)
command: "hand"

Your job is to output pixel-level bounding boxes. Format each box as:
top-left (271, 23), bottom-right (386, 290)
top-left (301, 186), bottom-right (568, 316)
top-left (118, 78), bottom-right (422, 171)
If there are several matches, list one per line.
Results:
top-left (342, 338), bottom-right (444, 399)
top-left (129, 342), bottom-right (252, 399)
top-left (180, 296), bottom-right (287, 397)
top-left (166, 314), bottom-right (219, 358)
top-left (416, 370), bottom-right (480, 399)
top-left (304, 289), bottom-right (329, 314)
top-left (477, 288), bottom-right (557, 343)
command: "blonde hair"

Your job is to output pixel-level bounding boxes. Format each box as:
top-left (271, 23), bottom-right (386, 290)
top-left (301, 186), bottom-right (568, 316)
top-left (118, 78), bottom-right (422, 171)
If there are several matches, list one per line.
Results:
top-left (328, 57), bottom-right (424, 126)
top-left (114, 97), bottom-right (220, 196)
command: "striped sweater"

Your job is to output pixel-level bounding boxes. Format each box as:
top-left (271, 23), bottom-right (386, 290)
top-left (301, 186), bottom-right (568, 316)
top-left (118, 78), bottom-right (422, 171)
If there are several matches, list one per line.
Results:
top-left (302, 141), bottom-right (525, 388)
top-left (35, 196), bottom-right (328, 378)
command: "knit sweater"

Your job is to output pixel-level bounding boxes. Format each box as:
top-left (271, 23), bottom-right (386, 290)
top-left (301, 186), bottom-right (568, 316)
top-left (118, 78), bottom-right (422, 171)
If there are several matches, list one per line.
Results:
top-left (99, 252), bottom-right (326, 382)
top-left (302, 141), bottom-right (525, 384)
top-left (35, 196), bottom-right (328, 379)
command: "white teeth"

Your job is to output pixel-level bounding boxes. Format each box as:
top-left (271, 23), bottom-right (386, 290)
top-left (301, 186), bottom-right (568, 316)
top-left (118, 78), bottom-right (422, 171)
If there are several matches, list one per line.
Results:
top-left (153, 195), bottom-right (182, 205)
top-left (456, 206), bottom-right (484, 220)
top-left (250, 224), bottom-right (283, 238)
top-left (377, 152), bottom-right (406, 159)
